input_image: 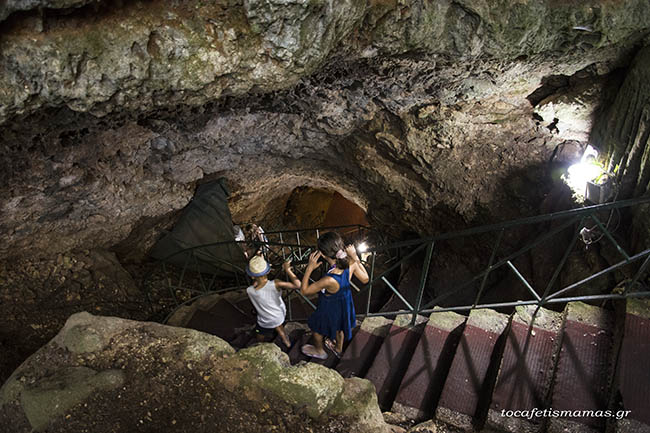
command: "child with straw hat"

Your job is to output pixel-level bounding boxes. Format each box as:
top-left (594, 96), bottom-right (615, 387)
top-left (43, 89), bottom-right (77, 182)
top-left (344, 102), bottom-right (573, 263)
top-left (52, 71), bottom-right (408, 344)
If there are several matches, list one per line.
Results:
top-left (246, 255), bottom-right (300, 347)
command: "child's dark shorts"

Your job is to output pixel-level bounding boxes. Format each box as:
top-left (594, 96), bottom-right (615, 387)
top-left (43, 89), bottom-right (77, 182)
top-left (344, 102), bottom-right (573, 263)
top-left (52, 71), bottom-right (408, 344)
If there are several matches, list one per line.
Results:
top-left (255, 323), bottom-right (277, 338)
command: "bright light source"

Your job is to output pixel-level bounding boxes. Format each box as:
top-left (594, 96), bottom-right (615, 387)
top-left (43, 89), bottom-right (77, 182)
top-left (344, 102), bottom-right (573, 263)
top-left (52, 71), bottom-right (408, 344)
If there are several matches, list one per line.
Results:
top-left (565, 145), bottom-right (604, 197)
top-left (356, 242), bottom-right (368, 253)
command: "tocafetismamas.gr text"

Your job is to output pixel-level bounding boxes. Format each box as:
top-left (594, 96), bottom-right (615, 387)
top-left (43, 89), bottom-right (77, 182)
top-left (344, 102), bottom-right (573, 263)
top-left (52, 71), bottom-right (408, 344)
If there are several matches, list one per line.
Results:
top-left (500, 409), bottom-right (631, 420)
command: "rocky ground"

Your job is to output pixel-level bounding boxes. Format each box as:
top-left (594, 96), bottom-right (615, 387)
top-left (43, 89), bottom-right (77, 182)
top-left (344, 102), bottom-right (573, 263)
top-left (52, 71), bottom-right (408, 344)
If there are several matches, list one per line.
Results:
top-left (0, 312), bottom-right (394, 433)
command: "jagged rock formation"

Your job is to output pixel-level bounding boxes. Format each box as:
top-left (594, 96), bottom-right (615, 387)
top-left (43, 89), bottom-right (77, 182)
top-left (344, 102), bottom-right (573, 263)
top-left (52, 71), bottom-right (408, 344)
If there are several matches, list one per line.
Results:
top-left (0, 249), bottom-right (150, 384)
top-left (0, 312), bottom-right (393, 433)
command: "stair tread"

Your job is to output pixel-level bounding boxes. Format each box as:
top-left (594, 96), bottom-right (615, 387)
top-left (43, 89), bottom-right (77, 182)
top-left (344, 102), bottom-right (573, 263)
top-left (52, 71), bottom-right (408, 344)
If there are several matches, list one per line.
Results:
top-left (550, 302), bottom-right (614, 431)
top-left (336, 318), bottom-right (391, 378)
top-left (615, 299), bottom-right (650, 428)
top-left (364, 315), bottom-right (427, 411)
top-left (288, 331), bottom-right (311, 365)
top-left (487, 306), bottom-right (562, 432)
top-left (436, 308), bottom-right (509, 430)
top-left (392, 310), bottom-right (466, 422)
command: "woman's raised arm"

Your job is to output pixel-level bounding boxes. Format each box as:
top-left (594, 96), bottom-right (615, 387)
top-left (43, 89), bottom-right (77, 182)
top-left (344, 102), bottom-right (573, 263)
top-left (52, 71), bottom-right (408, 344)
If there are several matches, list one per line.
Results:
top-left (345, 244), bottom-right (369, 284)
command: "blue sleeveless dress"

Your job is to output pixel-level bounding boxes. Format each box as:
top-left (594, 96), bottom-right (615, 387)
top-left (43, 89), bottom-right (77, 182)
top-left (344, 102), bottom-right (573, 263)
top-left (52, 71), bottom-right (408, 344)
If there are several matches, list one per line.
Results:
top-left (307, 268), bottom-right (356, 341)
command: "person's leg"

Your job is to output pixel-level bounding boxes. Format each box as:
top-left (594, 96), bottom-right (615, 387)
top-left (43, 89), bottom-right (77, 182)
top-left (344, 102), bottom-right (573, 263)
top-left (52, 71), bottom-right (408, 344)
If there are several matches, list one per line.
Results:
top-left (312, 332), bottom-right (326, 355)
top-left (275, 324), bottom-right (291, 347)
top-left (301, 332), bottom-right (328, 359)
top-left (335, 330), bottom-right (344, 354)
top-left (255, 333), bottom-right (266, 343)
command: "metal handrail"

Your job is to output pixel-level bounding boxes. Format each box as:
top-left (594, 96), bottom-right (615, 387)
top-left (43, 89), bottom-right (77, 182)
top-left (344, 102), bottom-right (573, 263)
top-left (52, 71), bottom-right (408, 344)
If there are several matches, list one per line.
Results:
top-left (371, 196), bottom-right (650, 252)
top-left (358, 195), bottom-right (650, 323)
top-left (150, 197), bottom-right (650, 328)
top-left (144, 224), bottom-right (372, 318)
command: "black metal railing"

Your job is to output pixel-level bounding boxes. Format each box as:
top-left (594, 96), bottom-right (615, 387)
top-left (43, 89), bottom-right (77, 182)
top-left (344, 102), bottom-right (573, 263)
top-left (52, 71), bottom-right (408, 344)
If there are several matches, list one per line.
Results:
top-left (144, 224), bottom-right (375, 320)
top-left (152, 197), bottom-right (650, 327)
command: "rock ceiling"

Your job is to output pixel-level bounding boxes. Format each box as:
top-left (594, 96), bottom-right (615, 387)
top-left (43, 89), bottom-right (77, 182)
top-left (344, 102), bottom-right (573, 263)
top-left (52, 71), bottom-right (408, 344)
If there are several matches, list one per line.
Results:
top-left (0, 0), bottom-right (649, 260)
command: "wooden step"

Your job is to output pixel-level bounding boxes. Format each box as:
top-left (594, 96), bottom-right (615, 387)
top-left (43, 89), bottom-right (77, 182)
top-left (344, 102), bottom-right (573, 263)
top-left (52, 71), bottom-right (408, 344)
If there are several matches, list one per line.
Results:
top-left (436, 308), bottom-right (510, 431)
top-left (391, 309), bottom-right (466, 422)
top-left (336, 316), bottom-right (392, 379)
top-left (486, 305), bottom-right (563, 433)
top-left (548, 302), bottom-right (614, 433)
top-left (364, 313), bottom-right (428, 410)
top-left (612, 298), bottom-right (650, 433)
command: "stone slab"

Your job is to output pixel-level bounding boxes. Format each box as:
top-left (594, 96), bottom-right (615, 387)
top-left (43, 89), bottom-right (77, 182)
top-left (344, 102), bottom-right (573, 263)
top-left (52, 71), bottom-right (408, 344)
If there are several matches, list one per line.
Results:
top-left (549, 302), bottom-right (613, 432)
top-left (392, 311), bottom-right (466, 421)
top-left (436, 308), bottom-right (509, 431)
top-left (364, 315), bottom-right (427, 410)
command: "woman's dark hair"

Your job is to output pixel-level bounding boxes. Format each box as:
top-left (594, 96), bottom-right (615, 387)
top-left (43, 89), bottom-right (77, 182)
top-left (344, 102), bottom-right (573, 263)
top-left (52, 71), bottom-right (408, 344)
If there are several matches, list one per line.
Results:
top-left (317, 231), bottom-right (349, 269)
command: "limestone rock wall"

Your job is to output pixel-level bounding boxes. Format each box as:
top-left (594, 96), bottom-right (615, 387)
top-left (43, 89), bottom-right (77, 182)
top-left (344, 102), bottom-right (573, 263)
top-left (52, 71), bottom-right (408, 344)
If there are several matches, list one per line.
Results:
top-left (0, 312), bottom-right (392, 433)
top-left (0, 0), bottom-right (649, 262)
top-left (592, 45), bottom-right (650, 252)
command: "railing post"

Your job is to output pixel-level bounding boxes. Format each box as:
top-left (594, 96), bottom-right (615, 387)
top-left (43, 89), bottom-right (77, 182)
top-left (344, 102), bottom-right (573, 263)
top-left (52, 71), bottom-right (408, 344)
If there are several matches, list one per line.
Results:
top-left (163, 262), bottom-right (178, 305)
top-left (366, 252), bottom-right (376, 316)
top-left (624, 254), bottom-right (650, 294)
top-left (296, 232), bottom-right (302, 259)
top-left (539, 218), bottom-right (583, 303)
top-left (279, 232), bottom-right (286, 260)
top-left (176, 251), bottom-right (192, 301)
top-left (590, 214), bottom-right (631, 260)
top-left (473, 228), bottom-right (504, 309)
top-left (412, 241), bottom-right (434, 326)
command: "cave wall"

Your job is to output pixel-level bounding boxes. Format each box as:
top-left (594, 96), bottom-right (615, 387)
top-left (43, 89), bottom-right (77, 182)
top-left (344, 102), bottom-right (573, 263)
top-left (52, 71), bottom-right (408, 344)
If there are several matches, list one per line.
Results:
top-left (2, 0), bottom-right (649, 261)
top-left (592, 45), bottom-right (650, 252)
top-left (1, 0), bottom-right (650, 385)
top-left (0, 7), bottom-right (646, 246)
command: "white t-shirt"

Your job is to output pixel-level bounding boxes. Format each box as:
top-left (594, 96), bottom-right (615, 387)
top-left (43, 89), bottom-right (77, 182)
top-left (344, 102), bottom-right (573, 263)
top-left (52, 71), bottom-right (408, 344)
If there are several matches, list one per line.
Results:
top-left (246, 280), bottom-right (286, 329)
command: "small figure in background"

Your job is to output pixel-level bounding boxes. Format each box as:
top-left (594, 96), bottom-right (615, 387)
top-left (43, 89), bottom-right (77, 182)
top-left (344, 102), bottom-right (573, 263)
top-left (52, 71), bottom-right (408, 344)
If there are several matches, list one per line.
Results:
top-left (244, 223), bottom-right (269, 258)
top-left (299, 232), bottom-right (369, 359)
top-left (233, 224), bottom-right (245, 242)
top-left (233, 224), bottom-right (247, 257)
top-left (246, 256), bottom-right (300, 347)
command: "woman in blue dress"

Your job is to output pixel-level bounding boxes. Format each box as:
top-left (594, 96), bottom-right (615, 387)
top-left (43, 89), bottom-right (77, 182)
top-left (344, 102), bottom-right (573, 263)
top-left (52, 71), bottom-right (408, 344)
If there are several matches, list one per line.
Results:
top-left (300, 232), bottom-right (369, 359)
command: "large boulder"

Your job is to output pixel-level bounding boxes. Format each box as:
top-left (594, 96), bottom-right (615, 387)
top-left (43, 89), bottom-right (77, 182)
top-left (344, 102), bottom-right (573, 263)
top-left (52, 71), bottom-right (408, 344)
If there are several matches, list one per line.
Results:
top-left (0, 312), bottom-right (391, 433)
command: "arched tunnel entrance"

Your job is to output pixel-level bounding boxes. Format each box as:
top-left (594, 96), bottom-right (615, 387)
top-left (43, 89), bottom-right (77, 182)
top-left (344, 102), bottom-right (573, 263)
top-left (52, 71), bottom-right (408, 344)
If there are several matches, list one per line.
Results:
top-left (281, 187), bottom-right (369, 230)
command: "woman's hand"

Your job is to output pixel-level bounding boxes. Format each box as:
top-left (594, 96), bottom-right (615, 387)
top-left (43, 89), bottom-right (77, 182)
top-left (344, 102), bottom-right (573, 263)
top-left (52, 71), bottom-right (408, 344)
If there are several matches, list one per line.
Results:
top-left (345, 244), bottom-right (359, 263)
top-left (282, 259), bottom-right (292, 273)
top-left (307, 250), bottom-right (322, 271)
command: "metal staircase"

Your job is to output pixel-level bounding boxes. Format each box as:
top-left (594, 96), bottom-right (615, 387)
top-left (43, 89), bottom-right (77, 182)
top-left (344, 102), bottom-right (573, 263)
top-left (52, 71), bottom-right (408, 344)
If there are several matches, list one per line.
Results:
top-left (154, 196), bottom-right (650, 432)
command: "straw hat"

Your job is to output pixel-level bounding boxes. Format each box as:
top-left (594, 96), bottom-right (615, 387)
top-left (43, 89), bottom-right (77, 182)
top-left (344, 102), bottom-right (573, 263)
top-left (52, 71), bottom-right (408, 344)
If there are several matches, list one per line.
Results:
top-left (246, 255), bottom-right (270, 277)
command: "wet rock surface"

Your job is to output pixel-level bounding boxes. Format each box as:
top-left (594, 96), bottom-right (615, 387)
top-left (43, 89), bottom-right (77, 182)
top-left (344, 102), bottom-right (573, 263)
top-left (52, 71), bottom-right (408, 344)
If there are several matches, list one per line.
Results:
top-left (0, 312), bottom-right (392, 433)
